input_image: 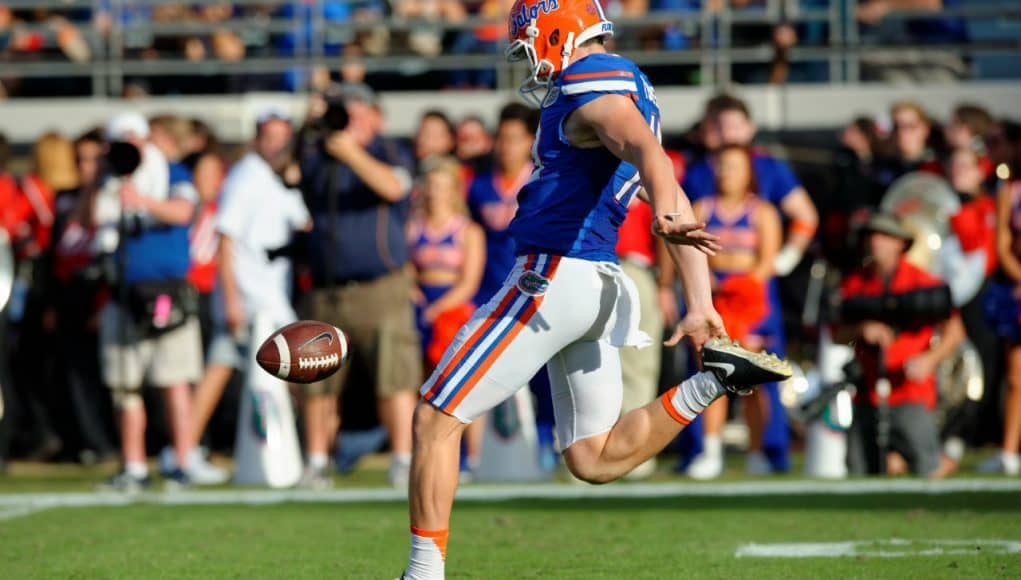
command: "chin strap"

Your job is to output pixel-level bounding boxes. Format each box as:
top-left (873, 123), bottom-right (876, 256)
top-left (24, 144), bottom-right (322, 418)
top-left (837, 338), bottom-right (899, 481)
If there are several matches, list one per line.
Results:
top-left (560, 31), bottom-right (575, 75)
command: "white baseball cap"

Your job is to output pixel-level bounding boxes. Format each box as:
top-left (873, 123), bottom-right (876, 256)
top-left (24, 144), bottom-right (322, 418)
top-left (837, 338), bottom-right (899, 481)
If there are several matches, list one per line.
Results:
top-left (106, 112), bottom-right (150, 141)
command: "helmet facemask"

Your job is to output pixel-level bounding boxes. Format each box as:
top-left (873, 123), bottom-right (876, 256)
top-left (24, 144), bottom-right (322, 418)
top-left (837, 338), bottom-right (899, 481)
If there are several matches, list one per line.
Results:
top-left (506, 20), bottom-right (557, 107)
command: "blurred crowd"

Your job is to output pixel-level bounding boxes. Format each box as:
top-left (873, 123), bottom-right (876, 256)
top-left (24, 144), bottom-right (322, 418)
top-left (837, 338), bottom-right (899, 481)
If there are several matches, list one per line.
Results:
top-left (1, 83), bottom-right (1020, 490)
top-left (0, 0), bottom-right (988, 97)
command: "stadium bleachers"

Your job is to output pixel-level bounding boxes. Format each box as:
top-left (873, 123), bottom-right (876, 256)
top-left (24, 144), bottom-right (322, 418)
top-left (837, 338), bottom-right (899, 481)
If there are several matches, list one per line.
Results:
top-left (1, 0), bottom-right (1019, 100)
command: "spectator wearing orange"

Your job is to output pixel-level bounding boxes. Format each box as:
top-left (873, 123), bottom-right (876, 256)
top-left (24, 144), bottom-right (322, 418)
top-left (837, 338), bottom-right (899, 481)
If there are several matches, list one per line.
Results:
top-left (408, 157), bottom-right (485, 370)
top-left (407, 157), bottom-right (486, 476)
top-left (936, 147), bottom-right (1000, 476)
top-left (5, 132), bottom-right (78, 462)
top-left (686, 145), bottom-right (782, 479)
top-left (3, 132), bottom-right (77, 260)
top-left (840, 213), bottom-right (965, 477)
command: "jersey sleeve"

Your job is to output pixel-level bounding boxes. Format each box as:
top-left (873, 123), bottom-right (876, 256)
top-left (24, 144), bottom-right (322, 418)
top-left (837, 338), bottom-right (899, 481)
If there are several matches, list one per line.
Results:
top-left (558, 54), bottom-right (640, 107)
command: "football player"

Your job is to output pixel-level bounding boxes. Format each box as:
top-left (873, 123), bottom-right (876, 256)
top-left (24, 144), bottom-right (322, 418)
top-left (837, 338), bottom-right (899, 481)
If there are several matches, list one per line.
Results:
top-left (401, 2), bottom-right (792, 577)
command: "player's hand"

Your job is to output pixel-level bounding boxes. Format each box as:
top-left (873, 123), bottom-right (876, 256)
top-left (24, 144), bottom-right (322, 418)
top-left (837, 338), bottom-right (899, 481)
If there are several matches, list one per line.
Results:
top-left (665, 308), bottom-right (726, 351)
top-left (652, 215), bottom-right (721, 256)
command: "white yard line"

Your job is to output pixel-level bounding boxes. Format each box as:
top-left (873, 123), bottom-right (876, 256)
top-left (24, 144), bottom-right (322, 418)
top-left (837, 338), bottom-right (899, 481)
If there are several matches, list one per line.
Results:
top-left (736, 539), bottom-right (1021, 558)
top-left (0, 478), bottom-right (1018, 522)
top-left (0, 504), bottom-right (48, 521)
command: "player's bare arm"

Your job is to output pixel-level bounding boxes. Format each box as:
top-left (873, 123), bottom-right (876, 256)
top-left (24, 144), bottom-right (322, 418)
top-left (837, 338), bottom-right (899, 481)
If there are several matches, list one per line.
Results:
top-left (567, 92), bottom-right (725, 349)
top-left (562, 96), bottom-right (721, 255)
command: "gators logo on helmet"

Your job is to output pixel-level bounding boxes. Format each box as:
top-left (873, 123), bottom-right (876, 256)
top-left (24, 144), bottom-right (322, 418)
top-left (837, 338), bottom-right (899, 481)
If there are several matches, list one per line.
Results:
top-left (505, 0), bottom-right (613, 105)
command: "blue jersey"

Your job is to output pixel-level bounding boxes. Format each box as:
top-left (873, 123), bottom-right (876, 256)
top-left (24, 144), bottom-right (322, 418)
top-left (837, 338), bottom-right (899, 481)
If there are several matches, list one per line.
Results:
top-left (510, 53), bottom-right (661, 263)
top-left (123, 163), bottom-right (196, 284)
top-left (467, 166), bottom-right (530, 305)
top-left (683, 151), bottom-right (800, 207)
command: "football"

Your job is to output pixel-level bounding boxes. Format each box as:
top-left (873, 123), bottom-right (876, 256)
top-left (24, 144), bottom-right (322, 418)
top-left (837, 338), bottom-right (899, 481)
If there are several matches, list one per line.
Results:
top-left (256, 320), bottom-right (349, 384)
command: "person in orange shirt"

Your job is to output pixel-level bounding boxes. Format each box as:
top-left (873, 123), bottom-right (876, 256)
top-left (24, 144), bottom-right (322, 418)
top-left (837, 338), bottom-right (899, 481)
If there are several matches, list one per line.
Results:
top-left (937, 147), bottom-right (1000, 476)
top-left (6, 132), bottom-right (79, 462)
top-left (839, 213), bottom-right (965, 476)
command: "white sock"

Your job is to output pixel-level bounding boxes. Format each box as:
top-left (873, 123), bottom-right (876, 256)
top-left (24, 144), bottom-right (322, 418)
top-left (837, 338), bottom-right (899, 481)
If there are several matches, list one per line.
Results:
top-left (125, 462), bottom-right (148, 478)
top-left (392, 452), bottom-right (412, 469)
top-left (702, 434), bottom-right (723, 458)
top-left (660, 372), bottom-right (725, 425)
top-left (404, 527), bottom-right (446, 580)
top-left (308, 453), bottom-right (328, 470)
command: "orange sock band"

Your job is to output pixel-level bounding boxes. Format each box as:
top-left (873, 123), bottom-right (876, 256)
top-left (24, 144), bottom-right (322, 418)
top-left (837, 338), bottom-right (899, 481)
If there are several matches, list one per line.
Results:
top-left (411, 526), bottom-right (448, 561)
top-left (660, 387), bottom-right (691, 426)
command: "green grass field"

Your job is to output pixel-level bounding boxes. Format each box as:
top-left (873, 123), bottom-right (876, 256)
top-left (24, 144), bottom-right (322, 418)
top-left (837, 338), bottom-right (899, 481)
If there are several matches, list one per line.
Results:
top-left (2, 489), bottom-right (1020, 579)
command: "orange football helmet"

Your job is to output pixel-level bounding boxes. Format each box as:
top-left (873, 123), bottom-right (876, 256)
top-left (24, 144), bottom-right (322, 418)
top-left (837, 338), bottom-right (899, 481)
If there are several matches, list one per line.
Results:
top-left (506, 0), bottom-right (613, 104)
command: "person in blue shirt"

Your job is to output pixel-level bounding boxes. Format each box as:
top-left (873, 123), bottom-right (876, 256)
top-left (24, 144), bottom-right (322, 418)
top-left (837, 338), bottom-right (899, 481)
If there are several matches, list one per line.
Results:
top-left (98, 113), bottom-right (203, 492)
top-left (400, 3), bottom-right (792, 577)
top-left (299, 82), bottom-right (421, 488)
top-left (679, 93), bottom-right (819, 475)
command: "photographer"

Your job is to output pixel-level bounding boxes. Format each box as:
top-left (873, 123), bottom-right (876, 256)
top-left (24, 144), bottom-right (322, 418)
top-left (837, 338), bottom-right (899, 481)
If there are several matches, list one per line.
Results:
top-left (838, 213), bottom-right (965, 477)
top-left (299, 83), bottom-right (419, 488)
top-left (96, 113), bottom-right (202, 491)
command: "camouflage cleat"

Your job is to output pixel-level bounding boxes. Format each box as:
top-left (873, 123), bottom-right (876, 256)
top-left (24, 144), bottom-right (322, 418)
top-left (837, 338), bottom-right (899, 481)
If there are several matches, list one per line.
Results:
top-left (701, 337), bottom-right (793, 395)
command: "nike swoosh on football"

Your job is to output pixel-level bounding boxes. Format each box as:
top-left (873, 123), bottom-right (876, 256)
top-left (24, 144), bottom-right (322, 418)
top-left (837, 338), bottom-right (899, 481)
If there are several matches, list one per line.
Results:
top-left (704, 361), bottom-right (736, 377)
top-left (298, 331), bottom-right (334, 351)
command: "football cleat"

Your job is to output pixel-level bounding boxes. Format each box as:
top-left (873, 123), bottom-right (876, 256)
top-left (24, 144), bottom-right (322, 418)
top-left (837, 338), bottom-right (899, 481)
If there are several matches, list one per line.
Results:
top-left (701, 337), bottom-right (792, 395)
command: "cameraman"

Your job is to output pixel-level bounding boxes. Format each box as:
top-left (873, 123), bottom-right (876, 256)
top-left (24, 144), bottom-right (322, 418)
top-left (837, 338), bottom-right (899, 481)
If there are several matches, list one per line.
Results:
top-left (96, 113), bottom-right (202, 491)
top-left (299, 83), bottom-right (419, 488)
top-left (837, 213), bottom-right (965, 477)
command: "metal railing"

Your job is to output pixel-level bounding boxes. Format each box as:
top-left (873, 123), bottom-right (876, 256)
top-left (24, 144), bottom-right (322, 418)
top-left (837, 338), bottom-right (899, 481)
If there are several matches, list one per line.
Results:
top-left (1, 0), bottom-right (1019, 96)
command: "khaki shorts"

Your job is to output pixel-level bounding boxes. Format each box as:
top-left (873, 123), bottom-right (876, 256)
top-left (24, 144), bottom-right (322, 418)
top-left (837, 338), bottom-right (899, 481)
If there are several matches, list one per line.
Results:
top-left (100, 304), bottom-right (203, 390)
top-left (619, 260), bottom-right (664, 413)
top-left (301, 270), bottom-right (422, 398)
